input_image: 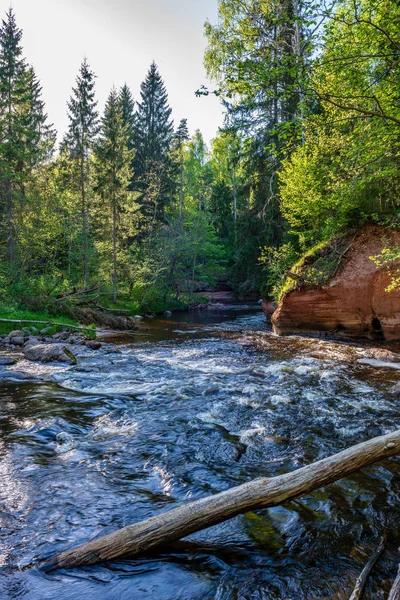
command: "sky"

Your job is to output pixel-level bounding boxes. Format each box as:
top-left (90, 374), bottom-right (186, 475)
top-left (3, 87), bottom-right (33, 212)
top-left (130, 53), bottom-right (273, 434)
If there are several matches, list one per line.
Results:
top-left (5, 0), bottom-right (224, 144)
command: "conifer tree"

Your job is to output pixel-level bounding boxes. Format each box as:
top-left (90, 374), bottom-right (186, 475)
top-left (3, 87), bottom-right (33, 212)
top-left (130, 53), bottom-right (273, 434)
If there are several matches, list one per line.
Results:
top-left (120, 83), bottom-right (135, 151)
top-left (94, 87), bottom-right (134, 303)
top-left (62, 57), bottom-right (99, 286)
top-left (174, 118), bottom-right (190, 219)
top-left (134, 62), bottom-right (174, 172)
top-left (133, 62), bottom-right (175, 223)
top-left (0, 8), bottom-right (54, 273)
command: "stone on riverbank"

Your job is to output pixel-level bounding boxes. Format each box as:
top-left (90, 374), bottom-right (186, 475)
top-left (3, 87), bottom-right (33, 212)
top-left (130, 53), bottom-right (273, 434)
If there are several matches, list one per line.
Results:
top-left (9, 336), bottom-right (25, 346)
top-left (8, 330), bottom-right (25, 339)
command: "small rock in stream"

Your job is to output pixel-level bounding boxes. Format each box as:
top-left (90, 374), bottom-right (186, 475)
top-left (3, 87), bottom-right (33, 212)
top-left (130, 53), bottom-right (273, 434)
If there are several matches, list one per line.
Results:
top-left (0, 356), bottom-right (16, 366)
top-left (85, 340), bottom-right (102, 350)
top-left (363, 348), bottom-right (400, 362)
top-left (389, 382), bottom-right (400, 397)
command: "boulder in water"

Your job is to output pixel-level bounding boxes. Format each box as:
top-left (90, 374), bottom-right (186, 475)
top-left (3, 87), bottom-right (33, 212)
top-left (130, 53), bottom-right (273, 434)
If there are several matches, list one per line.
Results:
top-left (85, 340), bottom-right (101, 350)
top-left (23, 343), bottom-right (75, 364)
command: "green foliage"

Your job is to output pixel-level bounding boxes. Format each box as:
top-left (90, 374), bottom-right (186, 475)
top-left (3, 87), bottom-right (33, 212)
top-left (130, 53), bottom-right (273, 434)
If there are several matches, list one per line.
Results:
top-left (2, 1), bottom-right (399, 323)
top-left (0, 8), bottom-right (55, 274)
top-left (93, 86), bottom-right (136, 302)
top-left (370, 246), bottom-right (400, 292)
top-left (259, 242), bottom-right (300, 299)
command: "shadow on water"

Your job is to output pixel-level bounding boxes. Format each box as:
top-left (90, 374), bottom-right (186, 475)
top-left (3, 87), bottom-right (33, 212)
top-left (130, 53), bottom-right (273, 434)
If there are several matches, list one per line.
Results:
top-left (0, 303), bottom-right (400, 599)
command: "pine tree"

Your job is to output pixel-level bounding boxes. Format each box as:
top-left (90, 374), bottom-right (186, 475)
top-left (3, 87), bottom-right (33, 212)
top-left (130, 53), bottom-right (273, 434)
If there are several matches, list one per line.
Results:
top-left (174, 118), bottom-right (190, 219)
top-left (94, 87), bottom-right (134, 303)
top-left (0, 8), bottom-right (54, 273)
top-left (62, 57), bottom-right (99, 286)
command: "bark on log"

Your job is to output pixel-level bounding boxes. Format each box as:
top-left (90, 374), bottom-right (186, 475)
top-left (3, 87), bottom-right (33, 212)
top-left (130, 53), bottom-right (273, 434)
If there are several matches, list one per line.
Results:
top-left (42, 429), bottom-right (400, 572)
top-left (348, 534), bottom-right (386, 600)
top-left (0, 318), bottom-right (93, 332)
top-left (388, 562), bottom-right (400, 600)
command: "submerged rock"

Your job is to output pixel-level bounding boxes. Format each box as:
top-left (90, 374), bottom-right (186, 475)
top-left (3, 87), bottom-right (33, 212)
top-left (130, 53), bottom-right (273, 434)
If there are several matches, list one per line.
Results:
top-left (363, 348), bottom-right (400, 362)
top-left (0, 356), bottom-right (16, 366)
top-left (390, 382), bottom-right (400, 397)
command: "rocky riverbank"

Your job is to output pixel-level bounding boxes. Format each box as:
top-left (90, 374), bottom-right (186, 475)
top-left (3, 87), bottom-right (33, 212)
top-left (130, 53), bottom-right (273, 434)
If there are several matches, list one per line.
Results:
top-left (0, 327), bottom-right (122, 381)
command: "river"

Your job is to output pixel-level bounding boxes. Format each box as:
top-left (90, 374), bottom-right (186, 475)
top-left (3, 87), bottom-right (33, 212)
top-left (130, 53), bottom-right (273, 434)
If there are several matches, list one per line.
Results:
top-left (0, 304), bottom-right (399, 599)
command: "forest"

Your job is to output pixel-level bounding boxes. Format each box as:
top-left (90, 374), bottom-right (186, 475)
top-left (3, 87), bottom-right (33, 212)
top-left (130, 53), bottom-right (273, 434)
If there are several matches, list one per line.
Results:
top-left (1, 2), bottom-right (400, 598)
top-left (0, 0), bottom-right (399, 322)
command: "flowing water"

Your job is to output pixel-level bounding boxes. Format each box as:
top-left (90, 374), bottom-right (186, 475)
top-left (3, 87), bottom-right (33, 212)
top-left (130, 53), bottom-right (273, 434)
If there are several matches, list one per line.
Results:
top-left (0, 304), bottom-right (400, 599)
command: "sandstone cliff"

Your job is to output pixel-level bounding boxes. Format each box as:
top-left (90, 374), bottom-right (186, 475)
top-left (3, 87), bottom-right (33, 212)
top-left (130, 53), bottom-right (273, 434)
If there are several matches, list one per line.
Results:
top-left (271, 226), bottom-right (400, 341)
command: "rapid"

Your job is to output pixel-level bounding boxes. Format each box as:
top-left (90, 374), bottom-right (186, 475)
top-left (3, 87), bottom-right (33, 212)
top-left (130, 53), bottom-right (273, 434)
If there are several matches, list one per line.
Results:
top-left (0, 304), bottom-right (399, 599)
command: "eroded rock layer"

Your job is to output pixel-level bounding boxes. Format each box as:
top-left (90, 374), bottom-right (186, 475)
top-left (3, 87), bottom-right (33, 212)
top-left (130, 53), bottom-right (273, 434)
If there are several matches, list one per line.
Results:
top-left (272, 226), bottom-right (400, 341)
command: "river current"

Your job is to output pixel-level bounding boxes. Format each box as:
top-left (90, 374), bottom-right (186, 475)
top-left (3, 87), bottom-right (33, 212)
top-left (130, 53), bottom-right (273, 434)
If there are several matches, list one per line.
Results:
top-left (0, 304), bottom-right (399, 599)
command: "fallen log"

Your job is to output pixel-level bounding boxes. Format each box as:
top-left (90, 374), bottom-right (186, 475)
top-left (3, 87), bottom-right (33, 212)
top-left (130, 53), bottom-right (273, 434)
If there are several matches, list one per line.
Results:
top-left (0, 318), bottom-right (94, 333)
top-left (53, 285), bottom-right (103, 302)
top-left (389, 560), bottom-right (400, 600)
top-left (348, 534), bottom-right (386, 600)
top-left (42, 429), bottom-right (400, 572)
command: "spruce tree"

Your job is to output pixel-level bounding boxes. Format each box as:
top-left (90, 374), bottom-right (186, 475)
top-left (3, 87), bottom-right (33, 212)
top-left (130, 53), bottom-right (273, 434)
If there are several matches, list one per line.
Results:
top-left (119, 83), bottom-right (135, 151)
top-left (94, 87), bottom-right (134, 303)
top-left (175, 118), bottom-right (190, 219)
top-left (134, 62), bottom-right (174, 172)
top-left (133, 62), bottom-right (174, 223)
top-left (0, 9), bottom-right (54, 273)
top-left (62, 57), bottom-right (99, 286)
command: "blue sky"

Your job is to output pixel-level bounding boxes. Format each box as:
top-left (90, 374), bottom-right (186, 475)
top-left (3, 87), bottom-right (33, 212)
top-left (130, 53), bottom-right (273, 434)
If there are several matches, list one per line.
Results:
top-left (6, 0), bottom-right (224, 144)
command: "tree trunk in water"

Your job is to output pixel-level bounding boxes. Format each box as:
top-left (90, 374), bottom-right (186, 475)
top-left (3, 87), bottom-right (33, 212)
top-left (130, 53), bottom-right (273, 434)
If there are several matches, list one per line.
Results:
top-left (42, 429), bottom-right (400, 571)
top-left (389, 563), bottom-right (400, 600)
top-left (348, 535), bottom-right (386, 600)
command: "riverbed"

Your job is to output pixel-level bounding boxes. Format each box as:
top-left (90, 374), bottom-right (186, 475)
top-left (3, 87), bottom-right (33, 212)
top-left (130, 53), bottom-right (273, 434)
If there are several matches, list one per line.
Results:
top-left (0, 304), bottom-right (399, 599)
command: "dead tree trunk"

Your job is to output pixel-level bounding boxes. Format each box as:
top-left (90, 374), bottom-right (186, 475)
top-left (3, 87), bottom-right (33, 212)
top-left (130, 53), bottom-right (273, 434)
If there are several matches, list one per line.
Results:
top-left (348, 535), bottom-right (386, 600)
top-left (42, 429), bottom-right (400, 571)
top-left (389, 562), bottom-right (400, 600)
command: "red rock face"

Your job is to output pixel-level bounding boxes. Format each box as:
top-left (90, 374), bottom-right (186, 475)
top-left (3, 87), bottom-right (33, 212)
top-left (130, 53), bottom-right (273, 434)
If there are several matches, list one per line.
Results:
top-left (262, 300), bottom-right (278, 323)
top-left (272, 226), bottom-right (400, 341)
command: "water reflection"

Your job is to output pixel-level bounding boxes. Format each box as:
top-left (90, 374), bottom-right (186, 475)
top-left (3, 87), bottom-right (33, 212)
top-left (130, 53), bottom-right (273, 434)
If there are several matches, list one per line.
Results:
top-left (0, 305), bottom-right (399, 599)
